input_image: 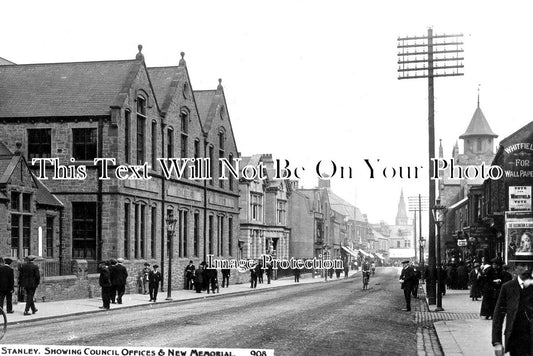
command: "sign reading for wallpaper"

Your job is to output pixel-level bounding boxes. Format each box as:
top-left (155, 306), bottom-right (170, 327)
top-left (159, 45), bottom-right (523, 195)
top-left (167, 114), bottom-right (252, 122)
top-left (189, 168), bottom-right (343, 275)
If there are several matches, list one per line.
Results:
top-left (503, 141), bottom-right (533, 181)
top-left (509, 186), bottom-right (532, 211)
top-left (505, 211), bottom-right (533, 263)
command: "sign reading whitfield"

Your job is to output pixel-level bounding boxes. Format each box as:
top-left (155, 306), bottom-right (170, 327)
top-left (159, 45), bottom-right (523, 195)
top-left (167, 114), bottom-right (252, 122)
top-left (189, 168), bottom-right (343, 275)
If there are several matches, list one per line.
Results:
top-left (503, 142), bottom-right (533, 181)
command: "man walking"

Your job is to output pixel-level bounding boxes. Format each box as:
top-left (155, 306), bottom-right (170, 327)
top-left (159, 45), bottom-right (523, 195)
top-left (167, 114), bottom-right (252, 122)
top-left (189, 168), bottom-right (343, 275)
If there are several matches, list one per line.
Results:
top-left (221, 268), bottom-right (230, 288)
top-left (184, 261), bottom-right (195, 290)
top-left (492, 263), bottom-right (533, 356)
top-left (148, 265), bottom-right (162, 302)
top-left (19, 255), bottom-right (40, 315)
top-left (399, 260), bottom-right (416, 311)
top-left (0, 257), bottom-right (14, 314)
top-left (98, 261), bottom-right (112, 309)
top-left (114, 258), bottom-right (128, 304)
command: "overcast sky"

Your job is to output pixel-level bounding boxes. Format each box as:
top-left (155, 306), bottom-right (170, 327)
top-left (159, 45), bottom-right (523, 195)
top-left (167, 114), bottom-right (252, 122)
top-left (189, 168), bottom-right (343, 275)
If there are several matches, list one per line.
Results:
top-left (2, 1), bottom-right (533, 230)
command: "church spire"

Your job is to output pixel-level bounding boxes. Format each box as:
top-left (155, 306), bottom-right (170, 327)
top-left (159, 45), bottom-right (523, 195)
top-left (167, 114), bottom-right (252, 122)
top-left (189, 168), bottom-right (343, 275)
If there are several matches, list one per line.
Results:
top-left (396, 189), bottom-right (408, 226)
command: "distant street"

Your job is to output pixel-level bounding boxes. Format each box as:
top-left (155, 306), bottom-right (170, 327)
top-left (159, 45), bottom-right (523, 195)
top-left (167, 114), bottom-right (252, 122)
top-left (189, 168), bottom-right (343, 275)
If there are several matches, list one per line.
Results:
top-left (5, 267), bottom-right (417, 355)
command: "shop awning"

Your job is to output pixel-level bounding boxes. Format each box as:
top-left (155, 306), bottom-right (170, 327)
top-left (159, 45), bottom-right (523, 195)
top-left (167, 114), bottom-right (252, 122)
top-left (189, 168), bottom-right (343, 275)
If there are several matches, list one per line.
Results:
top-left (341, 245), bottom-right (359, 258)
top-left (358, 249), bottom-right (372, 257)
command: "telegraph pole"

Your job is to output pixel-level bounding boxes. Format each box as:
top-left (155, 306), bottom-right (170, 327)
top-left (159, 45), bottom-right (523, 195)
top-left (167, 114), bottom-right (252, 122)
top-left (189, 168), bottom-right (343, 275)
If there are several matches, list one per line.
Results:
top-left (398, 28), bottom-right (464, 304)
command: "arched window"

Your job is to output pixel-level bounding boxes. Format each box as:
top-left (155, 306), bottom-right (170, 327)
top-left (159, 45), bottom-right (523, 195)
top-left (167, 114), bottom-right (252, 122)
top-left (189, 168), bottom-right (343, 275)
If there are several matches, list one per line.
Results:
top-left (136, 95), bottom-right (147, 165)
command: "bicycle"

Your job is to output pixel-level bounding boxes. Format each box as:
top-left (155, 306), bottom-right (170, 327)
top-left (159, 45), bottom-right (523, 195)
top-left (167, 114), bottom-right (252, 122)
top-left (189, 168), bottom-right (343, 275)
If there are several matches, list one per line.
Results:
top-left (0, 307), bottom-right (6, 340)
top-left (362, 271), bottom-right (370, 290)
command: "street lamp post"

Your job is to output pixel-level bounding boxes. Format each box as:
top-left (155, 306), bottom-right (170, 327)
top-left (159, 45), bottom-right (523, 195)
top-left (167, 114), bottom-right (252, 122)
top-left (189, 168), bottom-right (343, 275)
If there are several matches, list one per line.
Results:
top-left (323, 244), bottom-right (330, 281)
top-left (166, 211), bottom-right (177, 301)
top-left (419, 238), bottom-right (426, 268)
top-left (431, 199), bottom-right (446, 312)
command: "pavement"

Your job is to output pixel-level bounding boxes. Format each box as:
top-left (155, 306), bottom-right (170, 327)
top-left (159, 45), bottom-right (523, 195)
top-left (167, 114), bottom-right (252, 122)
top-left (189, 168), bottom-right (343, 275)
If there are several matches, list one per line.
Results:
top-left (424, 288), bottom-right (494, 356)
top-left (4, 270), bottom-right (357, 326)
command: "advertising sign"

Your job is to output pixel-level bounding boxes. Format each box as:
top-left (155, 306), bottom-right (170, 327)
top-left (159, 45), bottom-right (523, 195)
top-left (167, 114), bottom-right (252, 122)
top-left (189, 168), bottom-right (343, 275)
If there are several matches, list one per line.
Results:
top-left (505, 211), bottom-right (533, 263)
top-left (509, 186), bottom-right (532, 211)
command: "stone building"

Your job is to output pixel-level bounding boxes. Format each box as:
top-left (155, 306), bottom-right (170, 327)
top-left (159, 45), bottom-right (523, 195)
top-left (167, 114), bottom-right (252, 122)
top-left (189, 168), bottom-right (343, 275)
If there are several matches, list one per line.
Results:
top-left (439, 95), bottom-right (498, 261)
top-left (0, 47), bottom-right (240, 300)
top-left (238, 154), bottom-right (291, 264)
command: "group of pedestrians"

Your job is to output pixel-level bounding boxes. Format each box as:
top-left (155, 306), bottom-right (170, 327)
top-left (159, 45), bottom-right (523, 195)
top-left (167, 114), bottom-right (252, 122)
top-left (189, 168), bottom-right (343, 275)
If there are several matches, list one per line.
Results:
top-left (184, 261), bottom-right (226, 294)
top-left (0, 255), bottom-right (40, 316)
top-left (97, 258), bottom-right (128, 309)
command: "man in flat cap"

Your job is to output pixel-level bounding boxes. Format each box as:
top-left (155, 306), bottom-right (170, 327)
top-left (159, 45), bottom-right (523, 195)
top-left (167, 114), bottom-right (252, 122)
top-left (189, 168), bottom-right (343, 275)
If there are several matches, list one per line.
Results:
top-left (19, 255), bottom-right (40, 315)
top-left (399, 260), bottom-right (416, 311)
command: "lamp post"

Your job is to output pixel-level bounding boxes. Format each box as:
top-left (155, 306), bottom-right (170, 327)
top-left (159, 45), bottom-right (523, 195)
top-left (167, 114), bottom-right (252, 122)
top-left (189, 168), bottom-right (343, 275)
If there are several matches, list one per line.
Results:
top-left (166, 211), bottom-right (177, 301)
top-left (431, 199), bottom-right (446, 312)
top-left (419, 238), bottom-right (426, 267)
top-left (323, 244), bottom-right (330, 281)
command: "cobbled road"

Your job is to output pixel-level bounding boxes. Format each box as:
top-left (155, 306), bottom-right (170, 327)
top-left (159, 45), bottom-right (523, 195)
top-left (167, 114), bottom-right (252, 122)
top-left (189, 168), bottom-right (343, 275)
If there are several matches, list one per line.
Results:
top-left (3, 267), bottom-right (417, 355)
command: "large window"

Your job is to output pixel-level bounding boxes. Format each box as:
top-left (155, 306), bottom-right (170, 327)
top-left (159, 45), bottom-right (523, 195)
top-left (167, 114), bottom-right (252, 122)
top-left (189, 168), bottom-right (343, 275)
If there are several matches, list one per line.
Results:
top-left (179, 210), bottom-right (188, 258)
top-left (209, 146), bottom-right (214, 186)
top-left (140, 205), bottom-right (146, 259)
top-left (73, 128), bottom-right (97, 160)
top-left (277, 200), bottom-right (287, 225)
top-left (193, 212), bottom-right (199, 257)
top-left (27, 129), bottom-right (51, 160)
top-left (151, 207), bottom-right (157, 259)
top-left (218, 130), bottom-right (225, 189)
top-left (136, 96), bottom-right (147, 165)
top-left (10, 192), bottom-right (32, 258)
top-left (250, 193), bottom-right (263, 221)
top-left (46, 216), bottom-right (54, 258)
top-left (72, 202), bottom-right (97, 259)
top-left (125, 111), bottom-right (131, 163)
top-left (152, 120), bottom-right (157, 169)
top-left (228, 217), bottom-right (233, 256)
top-left (208, 215), bottom-right (214, 254)
top-left (180, 111), bottom-right (188, 158)
top-left (124, 203), bottom-right (130, 259)
top-left (167, 128), bottom-right (174, 158)
top-left (218, 216), bottom-right (224, 256)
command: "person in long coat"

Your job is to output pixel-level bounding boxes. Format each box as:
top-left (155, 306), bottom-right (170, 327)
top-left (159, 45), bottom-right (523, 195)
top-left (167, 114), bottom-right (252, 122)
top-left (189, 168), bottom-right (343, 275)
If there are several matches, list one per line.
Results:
top-left (457, 262), bottom-right (469, 290)
top-left (469, 262), bottom-right (482, 301)
top-left (98, 261), bottom-right (112, 309)
top-left (194, 263), bottom-right (205, 293)
top-left (114, 258), bottom-right (128, 304)
top-left (492, 263), bottom-right (533, 356)
top-left (0, 257), bottom-right (14, 313)
top-left (19, 255), bottom-right (40, 315)
top-left (148, 265), bottom-right (162, 302)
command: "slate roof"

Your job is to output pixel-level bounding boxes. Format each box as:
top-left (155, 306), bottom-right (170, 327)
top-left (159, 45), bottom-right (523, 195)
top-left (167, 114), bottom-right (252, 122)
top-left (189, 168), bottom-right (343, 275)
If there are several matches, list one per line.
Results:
top-left (147, 66), bottom-right (182, 115)
top-left (459, 106), bottom-right (498, 138)
top-left (0, 60), bottom-right (140, 118)
top-left (325, 188), bottom-right (365, 221)
top-left (194, 90), bottom-right (216, 128)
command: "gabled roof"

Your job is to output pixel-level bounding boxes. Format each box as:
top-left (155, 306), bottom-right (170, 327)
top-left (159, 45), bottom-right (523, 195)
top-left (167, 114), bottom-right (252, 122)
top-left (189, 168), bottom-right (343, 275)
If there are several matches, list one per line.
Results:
top-left (459, 106), bottom-right (498, 139)
top-left (0, 57), bottom-right (15, 65)
top-left (147, 66), bottom-right (178, 113)
top-left (325, 188), bottom-right (365, 221)
top-left (194, 80), bottom-right (239, 155)
top-left (0, 143), bottom-right (63, 208)
top-left (194, 90), bottom-right (217, 129)
top-left (0, 59), bottom-right (141, 118)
